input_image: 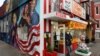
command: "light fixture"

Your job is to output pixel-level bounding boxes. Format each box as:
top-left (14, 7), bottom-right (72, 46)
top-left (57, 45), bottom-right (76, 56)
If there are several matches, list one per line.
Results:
top-left (89, 21), bottom-right (92, 25)
top-left (0, 0), bottom-right (5, 7)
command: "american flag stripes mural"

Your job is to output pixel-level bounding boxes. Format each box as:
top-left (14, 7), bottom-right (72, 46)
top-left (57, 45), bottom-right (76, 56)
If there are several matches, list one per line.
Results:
top-left (16, 24), bottom-right (40, 56)
top-left (10, 0), bottom-right (40, 56)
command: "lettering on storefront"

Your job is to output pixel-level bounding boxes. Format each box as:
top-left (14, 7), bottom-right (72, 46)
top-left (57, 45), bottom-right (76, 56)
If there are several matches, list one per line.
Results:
top-left (72, 1), bottom-right (82, 18)
top-left (56, 12), bottom-right (66, 19)
top-left (68, 21), bottom-right (87, 29)
top-left (60, 0), bottom-right (86, 19)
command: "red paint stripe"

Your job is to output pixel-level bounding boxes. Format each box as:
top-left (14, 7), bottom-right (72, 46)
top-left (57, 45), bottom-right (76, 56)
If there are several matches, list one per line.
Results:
top-left (44, 0), bottom-right (46, 14)
top-left (16, 33), bottom-right (40, 51)
top-left (16, 35), bottom-right (32, 48)
top-left (16, 37), bottom-right (25, 53)
top-left (44, 19), bottom-right (46, 32)
top-left (18, 40), bottom-right (40, 52)
top-left (16, 35), bottom-right (40, 53)
top-left (28, 25), bottom-right (40, 36)
top-left (49, 0), bottom-right (51, 13)
top-left (33, 51), bottom-right (40, 56)
top-left (17, 25), bottom-right (40, 45)
top-left (16, 30), bottom-right (40, 47)
top-left (16, 25), bottom-right (40, 55)
top-left (44, 19), bottom-right (51, 32)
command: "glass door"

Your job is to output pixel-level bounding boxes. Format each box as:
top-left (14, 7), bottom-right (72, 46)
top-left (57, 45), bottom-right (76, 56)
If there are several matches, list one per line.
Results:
top-left (58, 24), bottom-right (66, 56)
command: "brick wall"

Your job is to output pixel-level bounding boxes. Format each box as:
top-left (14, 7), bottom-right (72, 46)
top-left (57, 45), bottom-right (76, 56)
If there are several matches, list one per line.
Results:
top-left (94, 2), bottom-right (100, 19)
top-left (94, 2), bottom-right (100, 29)
top-left (0, 3), bottom-right (6, 16)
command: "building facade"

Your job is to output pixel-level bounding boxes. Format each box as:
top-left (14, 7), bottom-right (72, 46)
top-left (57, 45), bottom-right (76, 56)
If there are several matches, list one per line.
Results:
top-left (79, 0), bottom-right (96, 42)
top-left (0, 0), bottom-right (98, 56)
top-left (94, 2), bottom-right (100, 39)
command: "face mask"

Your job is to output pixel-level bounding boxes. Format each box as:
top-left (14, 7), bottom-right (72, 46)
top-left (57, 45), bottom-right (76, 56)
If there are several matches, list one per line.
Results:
top-left (67, 32), bottom-right (69, 34)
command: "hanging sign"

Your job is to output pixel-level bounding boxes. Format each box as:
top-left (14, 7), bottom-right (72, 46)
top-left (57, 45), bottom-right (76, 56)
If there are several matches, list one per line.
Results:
top-left (72, 1), bottom-right (86, 19)
top-left (68, 21), bottom-right (87, 29)
top-left (61, 0), bottom-right (72, 12)
top-left (60, 0), bottom-right (86, 19)
top-left (72, 1), bottom-right (82, 18)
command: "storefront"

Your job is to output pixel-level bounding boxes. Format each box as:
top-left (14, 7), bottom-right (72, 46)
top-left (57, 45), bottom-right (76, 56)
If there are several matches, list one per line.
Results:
top-left (66, 20), bottom-right (87, 51)
top-left (43, 13), bottom-right (87, 56)
top-left (43, 0), bottom-right (88, 56)
top-left (0, 0), bottom-right (88, 56)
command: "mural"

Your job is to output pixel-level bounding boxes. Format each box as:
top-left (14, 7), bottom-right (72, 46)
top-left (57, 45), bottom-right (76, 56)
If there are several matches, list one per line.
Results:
top-left (10, 0), bottom-right (40, 56)
top-left (0, 0), bottom-right (12, 43)
top-left (0, 0), bottom-right (40, 55)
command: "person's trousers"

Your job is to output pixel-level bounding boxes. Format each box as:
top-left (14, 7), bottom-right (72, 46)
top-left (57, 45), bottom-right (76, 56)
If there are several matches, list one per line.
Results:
top-left (66, 46), bottom-right (71, 56)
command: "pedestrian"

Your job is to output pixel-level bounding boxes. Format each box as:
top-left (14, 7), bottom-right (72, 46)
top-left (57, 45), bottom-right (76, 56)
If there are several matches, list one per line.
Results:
top-left (65, 31), bottom-right (72, 56)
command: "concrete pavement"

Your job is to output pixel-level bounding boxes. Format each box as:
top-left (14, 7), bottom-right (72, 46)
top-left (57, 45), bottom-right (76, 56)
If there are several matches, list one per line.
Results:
top-left (71, 39), bottom-right (100, 56)
top-left (89, 39), bottom-right (100, 56)
top-left (0, 39), bottom-right (100, 56)
top-left (0, 40), bottom-right (29, 56)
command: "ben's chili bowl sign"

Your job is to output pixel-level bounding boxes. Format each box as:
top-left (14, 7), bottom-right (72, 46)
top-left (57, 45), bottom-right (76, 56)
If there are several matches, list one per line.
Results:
top-left (60, 0), bottom-right (86, 19)
top-left (71, 1), bottom-right (86, 19)
top-left (72, 1), bottom-right (82, 18)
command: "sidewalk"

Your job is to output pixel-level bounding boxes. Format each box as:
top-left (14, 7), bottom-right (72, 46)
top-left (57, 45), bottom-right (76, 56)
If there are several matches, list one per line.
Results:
top-left (0, 40), bottom-right (29, 56)
top-left (0, 39), bottom-right (100, 56)
top-left (71, 39), bottom-right (100, 56)
top-left (89, 39), bottom-right (100, 56)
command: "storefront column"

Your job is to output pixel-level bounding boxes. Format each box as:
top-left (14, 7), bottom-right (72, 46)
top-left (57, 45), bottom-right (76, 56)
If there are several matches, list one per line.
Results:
top-left (40, 0), bottom-right (44, 56)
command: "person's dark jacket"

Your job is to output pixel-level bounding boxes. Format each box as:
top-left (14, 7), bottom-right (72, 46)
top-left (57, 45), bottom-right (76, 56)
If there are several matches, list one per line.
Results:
top-left (65, 33), bottom-right (72, 46)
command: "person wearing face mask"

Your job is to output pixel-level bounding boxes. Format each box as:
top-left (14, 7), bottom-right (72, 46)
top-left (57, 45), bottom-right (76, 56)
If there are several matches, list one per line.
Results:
top-left (65, 31), bottom-right (72, 56)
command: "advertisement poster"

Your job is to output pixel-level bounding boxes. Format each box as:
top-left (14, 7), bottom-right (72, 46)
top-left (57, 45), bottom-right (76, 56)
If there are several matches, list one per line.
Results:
top-left (10, 0), bottom-right (40, 56)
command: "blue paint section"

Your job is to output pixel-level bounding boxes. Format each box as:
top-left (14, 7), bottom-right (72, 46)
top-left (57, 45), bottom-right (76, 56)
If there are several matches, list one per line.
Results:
top-left (17, 7), bottom-right (24, 25)
top-left (35, 0), bottom-right (40, 14)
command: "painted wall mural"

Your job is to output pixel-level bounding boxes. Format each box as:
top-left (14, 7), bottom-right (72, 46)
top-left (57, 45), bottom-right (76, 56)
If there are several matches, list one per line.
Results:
top-left (16, 0), bottom-right (40, 56)
top-left (1, 0), bottom-right (40, 56)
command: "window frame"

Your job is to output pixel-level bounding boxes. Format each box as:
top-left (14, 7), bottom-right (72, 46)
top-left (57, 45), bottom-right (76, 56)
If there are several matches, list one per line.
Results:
top-left (96, 6), bottom-right (99, 15)
top-left (96, 20), bottom-right (100, 29)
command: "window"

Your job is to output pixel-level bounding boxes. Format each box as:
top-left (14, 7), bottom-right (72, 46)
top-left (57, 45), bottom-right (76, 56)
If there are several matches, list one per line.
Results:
top-left (87, 7), bottom-right (90, 15)
top-left (86, 5), bottom-right (90, 14)
top-left (96, 20), bottom-right (100, 28)
top-left (82, 3), bottom-right (86, 9)
top-left (81, 3), bottom-right (84, 7)
top-left (96, 6), bottom-right (99, 14)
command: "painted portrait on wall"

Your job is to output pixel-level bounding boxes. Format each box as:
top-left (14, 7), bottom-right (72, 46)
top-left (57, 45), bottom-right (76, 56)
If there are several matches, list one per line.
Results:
top-left (13, 0), bottom-right (40, 56)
